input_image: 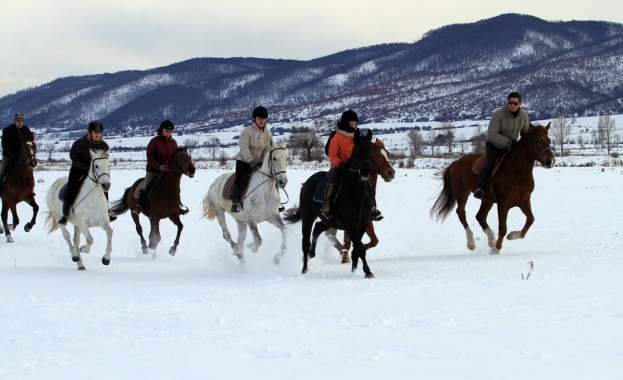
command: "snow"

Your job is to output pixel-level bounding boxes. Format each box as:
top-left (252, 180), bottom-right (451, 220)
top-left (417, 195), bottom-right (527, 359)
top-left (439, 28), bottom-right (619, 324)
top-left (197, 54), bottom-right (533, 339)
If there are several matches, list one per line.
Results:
top-left (1, 162), bottom-right (622, 379)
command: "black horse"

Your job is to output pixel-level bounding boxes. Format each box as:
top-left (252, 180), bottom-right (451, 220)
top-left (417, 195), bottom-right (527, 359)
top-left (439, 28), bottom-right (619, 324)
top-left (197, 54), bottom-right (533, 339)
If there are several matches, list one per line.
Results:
top-left (284, 130), bottom-right (374, 278)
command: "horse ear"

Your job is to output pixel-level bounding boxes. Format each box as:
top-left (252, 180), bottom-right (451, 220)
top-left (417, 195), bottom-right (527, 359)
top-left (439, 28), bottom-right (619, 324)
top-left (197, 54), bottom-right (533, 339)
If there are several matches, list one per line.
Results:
top-left (366, 129), bottom-right (373, 141)
top-left (545, 122), bottom-right (551, 131)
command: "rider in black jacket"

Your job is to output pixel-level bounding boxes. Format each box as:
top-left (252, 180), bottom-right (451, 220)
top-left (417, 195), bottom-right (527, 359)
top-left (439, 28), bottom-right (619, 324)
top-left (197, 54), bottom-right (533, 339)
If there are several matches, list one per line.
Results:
top-left (0, 113), bottom-right (32, 190)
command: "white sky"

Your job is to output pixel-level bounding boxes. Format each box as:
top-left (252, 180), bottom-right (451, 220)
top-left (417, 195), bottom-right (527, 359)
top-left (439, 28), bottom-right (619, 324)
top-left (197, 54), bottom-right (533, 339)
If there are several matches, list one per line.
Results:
top-left (2, 0), bottom-right (622, 97)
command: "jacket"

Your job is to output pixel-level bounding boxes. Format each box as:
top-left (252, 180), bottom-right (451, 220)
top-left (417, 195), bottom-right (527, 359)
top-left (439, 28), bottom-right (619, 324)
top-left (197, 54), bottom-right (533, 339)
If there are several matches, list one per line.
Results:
top-left (2, 124), bottom-right (32, 158)
top-left (235, 122), bottom-right (273, 164)
top-left (146, 135), bottom-right (178, 173)
top-left (69, 135), bottom-right (109, 174)
top-left (328, 130), bottom-right (354, 169)
top-left (487, 106), bottom-right (530, 149)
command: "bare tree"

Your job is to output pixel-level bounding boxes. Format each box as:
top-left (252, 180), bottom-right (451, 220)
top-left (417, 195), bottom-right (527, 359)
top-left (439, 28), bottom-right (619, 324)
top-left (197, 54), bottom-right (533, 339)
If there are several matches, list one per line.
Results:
top-left (205, 135), bottom-right (221, 160)
top-left (440, 121), bottom-right (455, 153)
top-left (288, 126), bottom-right (322, 161)
top-left (405, 130), bottom-right (423, 158)
top-left (472, 125), bottom-right (487, 154)
top-left (425, 130), bottom-right (437, 156)
top-left (598, 114), bottom-right (617, 155)
top-left (42, 142), bottom-right (56, 160)
top-left (551, 115), bottom-right (576, 156)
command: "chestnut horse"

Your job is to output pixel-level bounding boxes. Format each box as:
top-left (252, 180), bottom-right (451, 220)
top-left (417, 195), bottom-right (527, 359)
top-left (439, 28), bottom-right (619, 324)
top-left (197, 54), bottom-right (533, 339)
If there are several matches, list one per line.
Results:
top-left (430, 123), bottom-right (555, 253)
top-left (0, 132), bottom-right (38, 242)
top-left (110, 147), bottom-right (196, 256)
top-left (335, 138), bottom-right (396, 263)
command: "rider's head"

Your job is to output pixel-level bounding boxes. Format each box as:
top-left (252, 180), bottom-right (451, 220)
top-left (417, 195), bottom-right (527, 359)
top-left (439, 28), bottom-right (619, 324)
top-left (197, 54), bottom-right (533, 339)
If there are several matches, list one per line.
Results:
top-left (339, 109), bottom-right (358, 134)
top-left (157, 119), bottom-right (174, 136)
top-left (13, 113), bottom-right (25, 128)
top-left (88, 121), bottom-right (104, 142)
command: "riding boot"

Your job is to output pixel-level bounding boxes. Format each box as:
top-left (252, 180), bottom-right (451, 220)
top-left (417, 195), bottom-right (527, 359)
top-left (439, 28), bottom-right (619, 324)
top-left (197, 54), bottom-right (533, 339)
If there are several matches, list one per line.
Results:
top-left (58, 201), bottom-right (70, 225)
top-left (230, 187), bottom-right (240, 213)
top-left (370, 207), bottom-right (383, 221)
top-left (320, 184), bottom-right (335, 218)
top-left (133, 189), bottom-right (147, 215)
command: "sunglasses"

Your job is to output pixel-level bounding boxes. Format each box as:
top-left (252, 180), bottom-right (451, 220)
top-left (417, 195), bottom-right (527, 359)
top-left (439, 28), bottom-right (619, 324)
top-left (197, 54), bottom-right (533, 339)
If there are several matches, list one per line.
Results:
top-left (508, 101), bottom-right (520, 106)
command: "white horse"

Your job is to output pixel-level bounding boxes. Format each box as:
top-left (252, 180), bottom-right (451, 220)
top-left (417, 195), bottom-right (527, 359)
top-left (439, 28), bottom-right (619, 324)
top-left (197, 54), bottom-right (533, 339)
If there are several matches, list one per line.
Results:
top-left (45, 149), bottom-right (113, 270)
top-left (201, 141), bottom-right (288, 264)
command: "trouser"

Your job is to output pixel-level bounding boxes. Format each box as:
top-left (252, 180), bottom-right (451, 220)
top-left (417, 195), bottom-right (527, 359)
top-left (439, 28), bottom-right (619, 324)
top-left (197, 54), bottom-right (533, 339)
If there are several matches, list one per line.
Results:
top-left (62, 168), bottom-right (85, 215)
top-left (0, 156), bottom-right (10, 180)
top-left (231, 160), bottom-right (251, 202)
top-left (476, 142), bottom-right (507, 190)
top-left (142, 172), bottom-right (159, 191)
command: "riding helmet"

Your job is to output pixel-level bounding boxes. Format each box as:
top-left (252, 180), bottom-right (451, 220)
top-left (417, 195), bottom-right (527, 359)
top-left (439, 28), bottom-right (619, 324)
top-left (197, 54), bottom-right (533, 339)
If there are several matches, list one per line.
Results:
top-left (338, 109), bottom-right (358, 134)
top-left (160, 119), bottom-right (174, 131)
top-left (88, 121), bottom-right (104, 132)
top-left (252, 106), bottom-right (268, 119)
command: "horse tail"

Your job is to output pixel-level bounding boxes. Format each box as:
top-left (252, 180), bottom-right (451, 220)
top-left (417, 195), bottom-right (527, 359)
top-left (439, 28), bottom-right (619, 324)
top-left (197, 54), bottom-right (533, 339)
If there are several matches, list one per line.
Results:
top-left (282, 205), bottom-right (301, 225)
top-left (430, 165), bottom-right (457, 222)
top-left (201, 192), bottom-right (216, 220)
top-left (110, 186), bottom-right (132, 215)
top-left (44, 211), bottom-right (59, 234)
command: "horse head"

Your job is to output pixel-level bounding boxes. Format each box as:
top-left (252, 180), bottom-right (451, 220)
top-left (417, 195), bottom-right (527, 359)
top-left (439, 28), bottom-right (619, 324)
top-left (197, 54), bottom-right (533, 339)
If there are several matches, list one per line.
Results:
top-left (20, 132), bottom-right (37, 168)
top-left (521, 122), bottom-right (555, 168)
top-left (266, 141), bottom-right (288, 189)
top-left (350, 129), bottom-right (373, 181)
top-left (371, 138), bottom-right (395, 182)
top-left (169, 147), bottom-right (196, 178)
top-left (89, 149), bottom-right (111, 192)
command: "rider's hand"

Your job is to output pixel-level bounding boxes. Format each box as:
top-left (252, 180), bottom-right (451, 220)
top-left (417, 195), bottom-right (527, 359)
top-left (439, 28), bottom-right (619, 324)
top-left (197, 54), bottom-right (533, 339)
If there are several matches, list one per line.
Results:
top-left (249, 162), bottom-right (257, 169)
top-left (160, 164), bottom-right (169, 172)
top-left (510, 140), bottom-right (519, 150)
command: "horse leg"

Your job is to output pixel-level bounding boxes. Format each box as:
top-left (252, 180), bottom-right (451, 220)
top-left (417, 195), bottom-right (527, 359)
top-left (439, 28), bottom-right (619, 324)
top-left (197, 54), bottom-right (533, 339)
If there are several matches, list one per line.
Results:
top-left (267, 215), bottom-right (287, 265)
top-left (246, 220), bottom-right (262, 253)
top-left (131, 212), bottom-right (148, 254)
top-left (362, 220), bottom-right (379, 251)
top-left (1, 201), bottom-right (11, 241)
top-left (214, 208), bottom-right (236, 249)
top-left (494, 204), bottom-right (511, 254)
top-left (9, 204), bottom-right (19, 231)
top-left (24, 196), bottom-right (39, 232)
top-left (167, 214), bottom-right (183, 256)
top-left (301, 218), bottom-right (313, 274)
top-left (233, 219), bottom-right (247, 260)
top-left (456, 195), bottom-right (477, 251)
top-left (351, 237), bottom-right (374, 278)
top-left (341, 230), bottom-right (351, 263)
top-left (507, 200), bottom-right (535, 240)
top-left (475, 201), bottom-right (496, 249)
top-left (148, 218), bottom-right (161, 251)
top-left (68, 225), bottom-right (85, 270)
top-left (325, 228), bottom-right (349, 263)
top-left (79, 225), bottom-right (94, 254)
top-left (310, 221), bottom-right (330, 260)
top-left (101, 221), bottom-right (113, 265)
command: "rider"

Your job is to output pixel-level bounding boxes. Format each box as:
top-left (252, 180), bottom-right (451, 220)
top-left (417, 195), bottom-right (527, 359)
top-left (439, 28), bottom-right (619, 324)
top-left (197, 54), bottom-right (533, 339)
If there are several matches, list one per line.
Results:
top-left (321, 110), bottom-right (383, 220)
top-left (133, 120), bottom-right (187, 215)
top-left (0, 113), bottom-right (33, 191)
top-left (474, 91), bottom-right (530, 199)
top-left (230, 106), bottom-right (275, 213)
top-left (58, 121), bottom-right (116, 225)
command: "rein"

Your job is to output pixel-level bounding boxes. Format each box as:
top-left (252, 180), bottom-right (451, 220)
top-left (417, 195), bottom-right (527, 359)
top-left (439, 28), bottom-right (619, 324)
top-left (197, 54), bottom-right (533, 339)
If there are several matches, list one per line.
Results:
top-left (167, 150), bottom-right (192, 174)
top-left (244, 147), bottom-right (289, 206)
top-left (74, 156), bottom-right (110, 211)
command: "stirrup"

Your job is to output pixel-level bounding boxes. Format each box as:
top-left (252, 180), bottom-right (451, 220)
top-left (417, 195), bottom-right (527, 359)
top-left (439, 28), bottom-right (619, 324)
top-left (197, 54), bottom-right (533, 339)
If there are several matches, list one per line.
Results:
top-left (179, 205), bottom-right (189, 215)
top-left (278, 205), bottom-right (285, 212)
top-left (58, 216), bottom-right (68, 225)
top-left (231, 202), bottom-right (240, 213)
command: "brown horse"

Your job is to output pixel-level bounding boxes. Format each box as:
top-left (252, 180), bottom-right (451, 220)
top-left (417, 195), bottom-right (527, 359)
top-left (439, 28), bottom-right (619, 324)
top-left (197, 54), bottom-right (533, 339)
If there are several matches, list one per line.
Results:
top-left (430, 123), bottom-right (554, 253)
top-left (337, 138), bottom-right (396, 263)
top-left (0, 132), bottom-right (38, 242)
top-left (110, 147), bottom-right (196, 255)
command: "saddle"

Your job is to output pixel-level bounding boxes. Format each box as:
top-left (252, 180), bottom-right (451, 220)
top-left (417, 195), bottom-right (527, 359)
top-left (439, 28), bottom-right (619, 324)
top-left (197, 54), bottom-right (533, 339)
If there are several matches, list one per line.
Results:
top-left (312, 177), bottom-right (344, 205)
top-left (221, 169), bottom-right (257, 202)
top-left (472, 152), bottom-right (509, 178)
top-left (58, 175), bottom-right (87, 201)
top-left (132, 177), bottom-right (159, 199)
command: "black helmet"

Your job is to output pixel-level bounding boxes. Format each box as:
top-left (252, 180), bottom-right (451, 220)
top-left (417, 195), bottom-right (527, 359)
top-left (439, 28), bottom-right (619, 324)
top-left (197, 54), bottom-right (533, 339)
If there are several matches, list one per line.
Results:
top-left (340, 109), bottom-right (358, 125)
top-left (160, 119), bottom-right (174, 131)
top-left (252, 106), bottom-right (268, 119)
top-left (88, 121), bottom-right (104, 132)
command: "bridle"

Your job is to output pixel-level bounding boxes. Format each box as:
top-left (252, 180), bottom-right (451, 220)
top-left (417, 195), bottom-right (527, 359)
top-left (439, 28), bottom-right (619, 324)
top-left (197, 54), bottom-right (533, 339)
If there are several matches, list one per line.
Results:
top-left (247, 146), bottom-right (289, 205)
top-left (19, 140), bottom-right (38, 168)
top-left (526, 134), bottom-right (555, 166)
top-left (87, 157), bottom-right (111, 185)
top-left (167, 150), bottom-right (193, 174)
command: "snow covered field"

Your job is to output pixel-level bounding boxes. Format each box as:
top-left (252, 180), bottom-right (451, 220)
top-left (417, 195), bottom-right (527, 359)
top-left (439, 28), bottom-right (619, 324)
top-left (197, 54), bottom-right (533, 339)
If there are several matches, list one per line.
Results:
top-left (1, 165), bottom-right (622, 379)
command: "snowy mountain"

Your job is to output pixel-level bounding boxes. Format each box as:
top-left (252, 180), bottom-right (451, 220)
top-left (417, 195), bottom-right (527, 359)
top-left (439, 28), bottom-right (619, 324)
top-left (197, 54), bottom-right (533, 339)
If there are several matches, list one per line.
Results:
top-left (2, 13), bottom-right (623, 135)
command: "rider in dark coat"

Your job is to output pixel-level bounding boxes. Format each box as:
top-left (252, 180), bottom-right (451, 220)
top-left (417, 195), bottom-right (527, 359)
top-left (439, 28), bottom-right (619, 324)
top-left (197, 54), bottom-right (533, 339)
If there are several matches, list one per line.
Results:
top-left (58, 121), bottom-right (115, 225)
top-left (0, 113), bottom-right (32, 190)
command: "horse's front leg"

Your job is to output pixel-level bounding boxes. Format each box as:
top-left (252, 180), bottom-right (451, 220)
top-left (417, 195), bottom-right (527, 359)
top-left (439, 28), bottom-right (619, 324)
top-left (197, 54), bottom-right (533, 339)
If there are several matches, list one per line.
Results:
top-left (1, 201), bottom-right (11, 241)
top-left (348, 227), bottom-right (374, 278)
top-left (101, 221), bottom-right (113, 265)
top-left (168, 214), bottom-right (183, 256)
top-left (507, 200), bottom-right (535, 241)
top-left (494, 204), bottom-right (511, 254)
top-left (475, 201), bottom-right (496, 249)
top-left (131, 212), bottom-right (148, 254)
top-left (9, 204), bottom-right (19, 231)
top-left (24, 196), bottom-right (39, 232)
top-left (234, 219), bottom-right (248, 260)
top-left (246, 219), bottom-right (262, 253)
top-left (362, 220), bottom-right (379, 250)
top-left (148, 218), bottom-right (161, 252)
top-left (68, 225), bottom-right (85, 270)
top-left (267, 215), bottom-right (287, 265)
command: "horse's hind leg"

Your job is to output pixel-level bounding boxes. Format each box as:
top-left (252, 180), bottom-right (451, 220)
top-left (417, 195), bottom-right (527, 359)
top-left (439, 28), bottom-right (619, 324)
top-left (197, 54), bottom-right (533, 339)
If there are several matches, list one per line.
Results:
top-left (214, 208), bottom-right (236, 249)
top-left (61, 225), bottom-right (84, 270)
top-left (475, 201), bottom-right (496, 249)
top-left (1, 201), bottom-right (12, 241)
top-left (131, 212), bottom-right (148, 254)
top-left (9, 204), bottom-right (19, 230)
top-left (24, 196), bottom-right (39, 232)
top-left (267, 215), bottom-right (287, 265)
top-left (246, 220), bottom-right (262, 253)
top-left (362, 220), bottom-right (379, 251)
top-left (310, 221), bottom-right (330, 259)
top-left (168, 214), bottom-right (183, 256)
top-left (507, 200), bottom-right (535, 241)
top-left (326, 228), bottom-right (349, 263)
top-left (148, 218), bottom-right (161, 251)
top-left (234, 220), bottom-right (247, 260)
top-left (79, 225), bottom-right (94, 254)
top-left (456, 195), bottom-right (477, 251)
top-left (102, 221), bottom-right (113, 265)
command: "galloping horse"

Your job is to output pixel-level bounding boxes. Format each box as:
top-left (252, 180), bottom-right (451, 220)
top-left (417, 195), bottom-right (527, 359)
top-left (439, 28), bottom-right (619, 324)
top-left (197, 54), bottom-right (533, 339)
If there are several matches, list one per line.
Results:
top-left (284, 130), bottom-right (375, 277)
top-left (110, 147), bottom-right (195, 256)
top-left (0, 132), bottom-right (39, 242)
top-left (45, 149), bottom-right (112, 270)
top-left (332, 138), bottom-right (396, 263)
top-left (430, 123), bottom-right (555, 253)
top-left (201, 141), bottom-right (288, 264)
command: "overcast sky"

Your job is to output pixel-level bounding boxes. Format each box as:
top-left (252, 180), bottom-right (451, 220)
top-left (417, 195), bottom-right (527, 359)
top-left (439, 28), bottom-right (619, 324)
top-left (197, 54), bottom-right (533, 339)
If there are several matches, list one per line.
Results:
top-left (2, 0), bottom-right (622, 97)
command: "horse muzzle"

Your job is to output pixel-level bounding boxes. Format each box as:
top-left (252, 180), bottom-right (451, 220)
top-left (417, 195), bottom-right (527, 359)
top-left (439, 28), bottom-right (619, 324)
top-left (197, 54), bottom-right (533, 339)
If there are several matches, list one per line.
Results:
top-left (382, 170), bottom-right (396, 182)
top-left (101, 182), bottom-right (111, 192)
top-left (186, 166), bottom-right (196, 178)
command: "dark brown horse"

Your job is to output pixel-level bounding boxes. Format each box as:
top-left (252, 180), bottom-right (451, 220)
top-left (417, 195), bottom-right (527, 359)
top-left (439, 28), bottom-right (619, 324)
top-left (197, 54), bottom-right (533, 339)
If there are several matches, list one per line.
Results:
top-left (430, 123), bottom-right (554, 253)
top-left (338, 138), bottom-right (396, 263)
top-left (110, 147), bottom-right (196, 255)
top-left (0, 132), bottom-right (38, 242)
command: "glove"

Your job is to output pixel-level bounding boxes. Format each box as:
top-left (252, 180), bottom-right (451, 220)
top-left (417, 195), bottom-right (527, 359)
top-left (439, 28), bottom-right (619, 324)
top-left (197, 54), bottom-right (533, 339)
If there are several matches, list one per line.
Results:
top-left (159, 164), bottom-right (169, 172)
top-left (510, 140), bottom-right (519, 150)
top-left (338, 162), bottom-right (347, 170)
top-left (249, 162), bottom-right (257, 169)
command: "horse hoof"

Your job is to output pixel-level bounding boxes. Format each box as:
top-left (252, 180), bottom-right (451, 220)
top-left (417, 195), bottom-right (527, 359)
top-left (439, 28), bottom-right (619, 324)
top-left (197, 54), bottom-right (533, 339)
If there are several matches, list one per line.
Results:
top-left (72, 256), bottom-right (80, 262)
top-left (234, 253), bottom-right (243, 260)
top-left (6, 236), bottom-right (14, 243)
top-left (273, 257), bottom-right (281, 265)
top-left (78, 266), bottom-right (86, 271)
top-left (169, 247), bottom-right (176, 256)
top-left (24, 223), bottom-right (33, 232)
top-left (309, 252), bottom-right (316, 259)
top-left (365, 273), bottom-right (375, 279)
top-left (8, 224), bottom-right (16, 231)
top-left (302, 268), bottom-right (308, 274)
top-left (102, 257), bottom-right (110, 265)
